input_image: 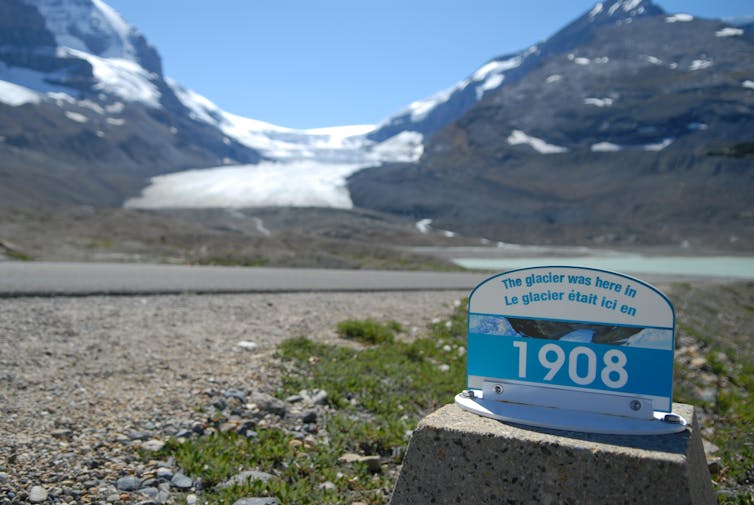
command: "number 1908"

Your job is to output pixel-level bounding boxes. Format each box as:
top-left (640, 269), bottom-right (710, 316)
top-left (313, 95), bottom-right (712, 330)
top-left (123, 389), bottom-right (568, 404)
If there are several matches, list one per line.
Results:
top-left (512, 341), bottom-right (628, 389)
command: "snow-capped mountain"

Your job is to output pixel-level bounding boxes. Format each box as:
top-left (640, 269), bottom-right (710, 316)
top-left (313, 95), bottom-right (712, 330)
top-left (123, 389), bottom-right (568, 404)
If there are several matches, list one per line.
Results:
top-left (0, 0), bottom-right (426, 209)
top-left (2, 0), bottom-right (753, 249)
top-left (368, 0), bottom-right (664, 143)
top-left (349, 0), bottom-right (754, 249)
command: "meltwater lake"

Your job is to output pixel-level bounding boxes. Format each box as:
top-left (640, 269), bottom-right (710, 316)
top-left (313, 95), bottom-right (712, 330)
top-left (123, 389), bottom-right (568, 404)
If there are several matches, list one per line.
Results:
top-left (418, 245), bottom-right (754, 280)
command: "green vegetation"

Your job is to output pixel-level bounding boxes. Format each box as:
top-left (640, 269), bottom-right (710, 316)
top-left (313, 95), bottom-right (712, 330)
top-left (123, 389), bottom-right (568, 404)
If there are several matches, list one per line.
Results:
top-left (5, 249), bottom-right (32, 261)
top-left (335, 319), bottom-right (402, 345)
top-left (154, 306), bottom-right (467, 504)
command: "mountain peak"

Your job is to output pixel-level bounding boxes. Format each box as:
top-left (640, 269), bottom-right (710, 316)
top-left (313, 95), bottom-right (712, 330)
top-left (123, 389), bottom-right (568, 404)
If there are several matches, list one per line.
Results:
top-left (587, 0), bottom-right (664, 21)
top-left (22, 0), bottom-right (137, 60)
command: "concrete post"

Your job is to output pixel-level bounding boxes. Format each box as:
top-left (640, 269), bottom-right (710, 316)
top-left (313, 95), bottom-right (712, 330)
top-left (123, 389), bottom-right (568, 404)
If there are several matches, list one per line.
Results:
top-left (390, 402), bottom-right (714, 505)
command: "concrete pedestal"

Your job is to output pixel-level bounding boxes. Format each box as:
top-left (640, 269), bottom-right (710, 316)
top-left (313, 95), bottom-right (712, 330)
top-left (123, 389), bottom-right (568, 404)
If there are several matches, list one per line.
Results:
top-left (390, 403), bottom-right (714, 505)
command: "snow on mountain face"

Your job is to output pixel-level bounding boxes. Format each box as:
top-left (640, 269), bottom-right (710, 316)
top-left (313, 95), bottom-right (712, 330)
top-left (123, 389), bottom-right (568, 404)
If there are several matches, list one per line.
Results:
top-left (25, 0), bottom-right (138, 60)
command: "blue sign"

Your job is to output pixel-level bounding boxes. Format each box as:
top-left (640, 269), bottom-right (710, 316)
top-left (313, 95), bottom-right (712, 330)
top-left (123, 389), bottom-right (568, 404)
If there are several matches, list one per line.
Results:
top-left (466, 267), bottom-right (675, 412)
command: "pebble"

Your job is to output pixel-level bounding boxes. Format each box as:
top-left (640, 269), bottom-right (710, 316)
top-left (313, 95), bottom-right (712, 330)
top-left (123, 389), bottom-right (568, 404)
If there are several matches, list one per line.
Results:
top-left (338, 453), bottom-right (381, 473)
top-left (186, 494), bottom-right (197, 505)
top-left (318, 481), bottom-right (337, 491)
top-left (142, 439), bottom-right (165, 452)
top-left (28, 486), bottom-right (48, 503)
top-left (0, 473), bottom-right (7, 485)
top-left (301, 409), bottom-right (318, 424)
top-left (155, 468), bottom-right (173, 480)
top-left (116, 475), bottom-right (142, 491)
top-left (218, 470), bottom-right (274, 489)
top-left (170, 472), bottom-right (193, 490)
top-left (232, 498), bottom-right (280, 505)
top-left (300, 389), bottom-right (328, 406)
top-left (249, 393), bottom-right (287, 417)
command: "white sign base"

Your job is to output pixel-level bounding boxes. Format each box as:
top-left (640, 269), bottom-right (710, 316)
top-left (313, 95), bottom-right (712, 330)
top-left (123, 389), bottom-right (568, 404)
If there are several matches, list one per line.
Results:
top-left (455, 390), bottom-right (687, 435)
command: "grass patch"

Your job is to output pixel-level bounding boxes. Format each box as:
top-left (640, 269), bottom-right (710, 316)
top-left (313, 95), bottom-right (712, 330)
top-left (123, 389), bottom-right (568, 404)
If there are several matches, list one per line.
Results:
top-left (335, 319), bottom-right (402, 345)
top-left (5, 249), bottom-right (32, 261)
top-left (669, 282), bottom-right (754, 503)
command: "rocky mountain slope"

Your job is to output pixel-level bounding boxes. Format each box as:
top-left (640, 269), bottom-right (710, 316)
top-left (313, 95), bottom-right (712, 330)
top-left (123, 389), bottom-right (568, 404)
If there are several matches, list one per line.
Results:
top-left (0, 0), bottom-right (263, 207)
top-left (349, 0), bottom-right (754, 250)
top-left (1, 0), bottom-right (752, 252)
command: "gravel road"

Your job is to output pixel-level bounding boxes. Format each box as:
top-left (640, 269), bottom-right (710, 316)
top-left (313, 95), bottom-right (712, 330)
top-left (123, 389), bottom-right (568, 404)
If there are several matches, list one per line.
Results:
top-left (0, 291), bottom-right (467, 503)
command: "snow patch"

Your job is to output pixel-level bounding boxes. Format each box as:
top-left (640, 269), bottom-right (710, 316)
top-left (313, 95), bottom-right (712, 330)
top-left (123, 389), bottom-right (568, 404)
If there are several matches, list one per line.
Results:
top-left (687, 122), bottom-right (708, 131)
top-left (575, 57), bottom-right (591, 65)
top-left (32, 0), bottom-right (138, 60)
top-left (62, 49), bottom-right (160, 107)
top-left (545, 74), bottom-right (562, 84)
top-left (416, 219), bottom-right (432, 234)
top-left (370, 131), bottom-right (424, 162)
top-left (643, 138), bottom-right (674, 151)
top-left (253, 217), bottom-right (271, 236)
top-left (507, 130), bottom-right (568, 154)
top-left (689, 59), bottom-right (713, 71)
top-left (476, 73), bottom-right (504, 99)
top-left (125, 161), bottom-right (364, 209)
top-left (666, 13), bottom-right (693, 23)
top-left (407, 82), bottom-right (464, 122)
top-left (642, 55), bottom-right (663, 65)
top-left (591, 142), bottom-right (622, 152)
top-left (0, 80), bottom-right (40, 106)
top-left (584, 97), bottom-right (614, 107)
top-left (64, 111), bottom-right (88, 123)
top-left (106, 117), bottom-right (125, 126)
top-left (716, 27), bottom-right (744, 37)
top-left (589, 2), bottom-right (604, 17)
top-left (743, 80), bottom-right (754, 89)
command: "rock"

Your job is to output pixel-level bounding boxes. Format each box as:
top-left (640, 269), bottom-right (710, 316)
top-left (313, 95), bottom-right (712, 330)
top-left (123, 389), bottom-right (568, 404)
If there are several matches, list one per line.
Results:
top-left (232, 499), bottom-right (280, 505)
top-left (300, 389), bottom-right (328, 406)
top-left (0, 472), bottom-right (7, 484)
top-left (249, 392), bottom-right (287, 417)
top-left (155, 467), bottom-right (173, 480)
top-left (338, 453), bottom-right (381, 473)
top-left (141, 439), bottom-right (165, 452)
top-left (224, 388), bottom-right (247, 403)
top-left (708, 457), bottom-right (723, 475)
top-left (170, 472), bottom-right (193, 490)
top-left (139, 487), bottom-right (159, 498)
top-left (301, 409), bottom-right (317, 424)
top-left (703, 439), bottom-right (720, 456)
top-left (218, 470), bottom-right (275, 489)
top-left (116, 475), bottom-right (142, 491)
top-left (285, 394), bottom-right (303, 403)
top-left (51, 428), bottom-right (73, 441)
top-left (29, 486), bottom-right (48, 503)
top-left (186, 494), bottom-right (197, 505)
top-left (175, 429), bottom-right (193, 438)
top-left (438, 364), bottom-right (450, 373)
top-left (318, 481), bottom-right (337, 491)
top-left (236, 340), bottom-right (258, 351)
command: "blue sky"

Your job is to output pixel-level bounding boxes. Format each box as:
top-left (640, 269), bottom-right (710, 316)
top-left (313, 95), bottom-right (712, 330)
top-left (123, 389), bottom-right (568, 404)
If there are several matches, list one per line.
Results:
top-left (106, 0), bottom-right (753, 130)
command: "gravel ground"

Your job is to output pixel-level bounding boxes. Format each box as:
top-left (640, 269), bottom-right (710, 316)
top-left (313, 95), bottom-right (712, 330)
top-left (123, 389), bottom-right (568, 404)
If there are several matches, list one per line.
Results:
top-left (0, 291), bottom-right (467, 503)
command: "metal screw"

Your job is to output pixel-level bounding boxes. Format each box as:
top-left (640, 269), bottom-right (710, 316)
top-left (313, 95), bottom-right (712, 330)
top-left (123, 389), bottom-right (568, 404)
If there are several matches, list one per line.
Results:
top-left (494, 384), bottom-right (504, 395)
top-left (630, 400), bottom-right (642, 411)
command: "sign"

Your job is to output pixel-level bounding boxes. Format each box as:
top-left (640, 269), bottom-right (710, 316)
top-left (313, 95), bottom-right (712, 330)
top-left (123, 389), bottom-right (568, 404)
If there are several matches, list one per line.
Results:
top-left (457, 266), bottom-right (686, 434)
